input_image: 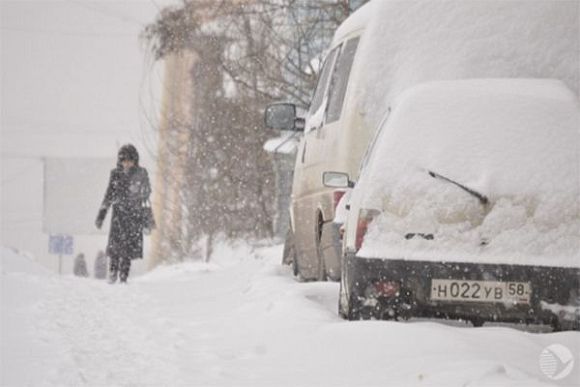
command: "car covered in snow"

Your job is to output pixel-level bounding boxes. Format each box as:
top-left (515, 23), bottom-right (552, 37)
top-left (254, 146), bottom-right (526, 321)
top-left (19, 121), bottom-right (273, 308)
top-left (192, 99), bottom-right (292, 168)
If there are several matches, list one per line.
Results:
top-left (325, 79), bottom-right (580, 330)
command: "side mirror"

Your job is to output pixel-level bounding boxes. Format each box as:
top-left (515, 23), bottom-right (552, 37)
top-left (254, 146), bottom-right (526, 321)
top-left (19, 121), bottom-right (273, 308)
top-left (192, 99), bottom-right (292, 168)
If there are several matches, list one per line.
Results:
top-left (264, 103), bottom-right (304, 131)
top-left (323, 171), bottom-right (354, 188)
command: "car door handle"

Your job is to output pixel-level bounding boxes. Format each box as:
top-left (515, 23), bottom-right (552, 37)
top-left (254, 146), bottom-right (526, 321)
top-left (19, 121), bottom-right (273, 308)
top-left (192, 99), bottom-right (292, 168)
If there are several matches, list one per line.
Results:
top-left (301, 141), bottom-right (307, 163)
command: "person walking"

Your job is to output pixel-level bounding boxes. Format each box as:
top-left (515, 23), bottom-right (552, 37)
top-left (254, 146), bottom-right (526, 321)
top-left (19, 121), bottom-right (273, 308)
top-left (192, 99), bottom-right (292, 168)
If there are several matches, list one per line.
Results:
top-left (95, 144), bottom-right (152, 284)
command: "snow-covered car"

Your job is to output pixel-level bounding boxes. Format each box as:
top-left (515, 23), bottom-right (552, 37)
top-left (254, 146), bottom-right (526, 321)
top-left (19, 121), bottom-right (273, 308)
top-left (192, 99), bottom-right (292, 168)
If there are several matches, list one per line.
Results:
top-left (325, 79), bottom-right (580, 330)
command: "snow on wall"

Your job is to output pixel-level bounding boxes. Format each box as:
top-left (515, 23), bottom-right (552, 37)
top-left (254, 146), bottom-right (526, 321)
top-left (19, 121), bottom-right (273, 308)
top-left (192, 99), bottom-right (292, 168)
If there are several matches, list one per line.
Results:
top-left (348, 0), bottom-right (579, 131)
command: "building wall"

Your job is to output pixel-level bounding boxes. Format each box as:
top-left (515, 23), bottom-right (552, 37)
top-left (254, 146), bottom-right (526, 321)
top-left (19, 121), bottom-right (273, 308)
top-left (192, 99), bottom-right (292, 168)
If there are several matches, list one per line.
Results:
top-left (149, 51), bottom-right (197, 268)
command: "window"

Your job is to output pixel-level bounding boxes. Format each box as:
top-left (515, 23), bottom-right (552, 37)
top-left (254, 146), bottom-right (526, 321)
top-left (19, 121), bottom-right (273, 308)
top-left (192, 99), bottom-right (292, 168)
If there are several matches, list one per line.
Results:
top-left (359, 107), bottom-right (391, 173)
top-left (325, 37), bottom-right (360, 124)
top-left (308, 46), bottom-right (340, 117)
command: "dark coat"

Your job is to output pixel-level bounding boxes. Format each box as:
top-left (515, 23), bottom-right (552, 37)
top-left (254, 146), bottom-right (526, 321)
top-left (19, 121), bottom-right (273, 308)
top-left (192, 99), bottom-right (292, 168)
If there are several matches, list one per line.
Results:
top-left (97, 165), bottom-right (151, 260)
top-left (94, 250), bottom-right (107, 279)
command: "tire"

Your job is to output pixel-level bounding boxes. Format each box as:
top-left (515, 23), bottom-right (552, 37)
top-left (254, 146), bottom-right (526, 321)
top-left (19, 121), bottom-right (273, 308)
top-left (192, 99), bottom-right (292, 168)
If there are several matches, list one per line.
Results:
top-left (338, 255), bottom-right (360, 319)
top-left (282, 225), bottom-right (296, 266)
top-left (319, 223), bottom-right (342, 281)
top-left (338, 276), bottom-right (350, 318)
top-left (471, 318), bottom-right (485, 327)
top-left (345, 293), bottom-right (362, 320)
top-left (282, 223), bottom-right (301, 278)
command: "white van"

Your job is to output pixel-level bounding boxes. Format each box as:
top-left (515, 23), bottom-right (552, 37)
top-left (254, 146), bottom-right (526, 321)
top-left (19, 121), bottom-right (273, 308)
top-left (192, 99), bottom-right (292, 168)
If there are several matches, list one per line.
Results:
top-left (265, 0), bottom-right (578, 281)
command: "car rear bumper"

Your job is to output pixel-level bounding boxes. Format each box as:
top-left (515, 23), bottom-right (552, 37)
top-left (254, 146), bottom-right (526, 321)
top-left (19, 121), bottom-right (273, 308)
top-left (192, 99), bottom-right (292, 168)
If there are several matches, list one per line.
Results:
top-left (345, 252), bottom-right (580, 330)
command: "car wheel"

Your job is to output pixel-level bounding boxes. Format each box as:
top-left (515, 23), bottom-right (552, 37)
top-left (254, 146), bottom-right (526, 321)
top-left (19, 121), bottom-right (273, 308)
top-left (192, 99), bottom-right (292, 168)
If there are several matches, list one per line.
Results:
top-left (550, 317), bottom-right (562, 332)
top-left (338, 276), bottom-right (354, 318)
top-left (338, 253), bottom-right (348, 317)
top-left (338, 256), bottom-right (361, 320)
top-left (339, 288), bottom-right (361, 320)
top-left (282, 224), bottom-right (296, 266)
top-left (471, 318), bottom-right (485, 327)
top-left (346, 294), bottom-right (363, 320)
top-left (282, 222), bottom-right (303, 279)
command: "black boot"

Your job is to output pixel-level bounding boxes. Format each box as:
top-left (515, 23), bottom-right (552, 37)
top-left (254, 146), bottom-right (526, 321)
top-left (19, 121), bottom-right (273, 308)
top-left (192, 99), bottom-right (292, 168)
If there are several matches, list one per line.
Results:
top-left (109, 255), bottom-right (120, 284)
top-left (108, 269), bottom-right (118, 284)
top-left (119, 257), bottom-right (131, 283)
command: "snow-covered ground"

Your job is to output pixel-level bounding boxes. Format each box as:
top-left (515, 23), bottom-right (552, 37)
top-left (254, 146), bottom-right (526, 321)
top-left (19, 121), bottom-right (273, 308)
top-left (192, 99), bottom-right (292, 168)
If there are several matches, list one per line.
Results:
top-left (2, 243), bottom-right (579, 387)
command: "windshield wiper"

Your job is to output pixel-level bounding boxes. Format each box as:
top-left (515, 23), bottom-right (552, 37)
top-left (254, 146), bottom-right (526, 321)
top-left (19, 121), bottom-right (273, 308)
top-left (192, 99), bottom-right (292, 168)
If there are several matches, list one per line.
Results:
top-left (428, 170), bottom-right (488, 206)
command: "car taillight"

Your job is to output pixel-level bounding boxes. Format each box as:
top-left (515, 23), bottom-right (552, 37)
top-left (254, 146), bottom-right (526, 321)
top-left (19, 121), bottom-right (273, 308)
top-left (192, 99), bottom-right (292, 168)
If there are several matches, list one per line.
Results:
top-left (333, 190), bottom-right (346, 211)
top-left (375, 280), bottom-right (400, 297)
top-left (364, 280), bottom-right (400, 300)
top-left (355, 209), bottom-right (380, 252)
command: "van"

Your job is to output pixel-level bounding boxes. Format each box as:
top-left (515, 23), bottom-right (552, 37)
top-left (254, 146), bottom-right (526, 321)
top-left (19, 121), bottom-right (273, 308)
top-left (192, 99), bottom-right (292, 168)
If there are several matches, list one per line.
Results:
top-left (264, 0), bottom-right (579, 281)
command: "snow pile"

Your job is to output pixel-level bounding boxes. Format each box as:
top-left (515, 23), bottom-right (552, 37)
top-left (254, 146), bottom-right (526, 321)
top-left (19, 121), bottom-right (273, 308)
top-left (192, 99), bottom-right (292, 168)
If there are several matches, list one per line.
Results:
top-left (348, 0), bottom-right (579, 133)
top-left (357, 79), bottom-right (580, 267)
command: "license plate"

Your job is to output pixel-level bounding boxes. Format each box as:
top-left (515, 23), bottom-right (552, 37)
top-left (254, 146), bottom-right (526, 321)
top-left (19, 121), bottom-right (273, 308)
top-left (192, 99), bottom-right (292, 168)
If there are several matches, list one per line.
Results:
top-left (431, 279), bottom-right (531, 304)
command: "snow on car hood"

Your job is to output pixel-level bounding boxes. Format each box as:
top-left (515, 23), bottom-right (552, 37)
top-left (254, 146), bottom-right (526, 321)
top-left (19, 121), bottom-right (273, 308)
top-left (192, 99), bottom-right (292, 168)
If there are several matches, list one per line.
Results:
top-left (357, 79), bottom-right (580, 267)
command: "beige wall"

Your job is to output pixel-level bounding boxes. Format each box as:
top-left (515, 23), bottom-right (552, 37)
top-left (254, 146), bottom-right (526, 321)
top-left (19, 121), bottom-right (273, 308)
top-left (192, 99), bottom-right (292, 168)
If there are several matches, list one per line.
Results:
top-left (149, 51), bottom-right (197, 268)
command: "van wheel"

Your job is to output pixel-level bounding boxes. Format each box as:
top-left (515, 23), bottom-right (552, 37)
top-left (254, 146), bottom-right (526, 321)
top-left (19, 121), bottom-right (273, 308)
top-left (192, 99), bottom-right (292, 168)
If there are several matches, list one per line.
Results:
top-left (315, 222), bottom-right (327, 281)
top-left (282, 223), bottom-right (302, 278)
top-left (282, 225), bottom-right (296, 266)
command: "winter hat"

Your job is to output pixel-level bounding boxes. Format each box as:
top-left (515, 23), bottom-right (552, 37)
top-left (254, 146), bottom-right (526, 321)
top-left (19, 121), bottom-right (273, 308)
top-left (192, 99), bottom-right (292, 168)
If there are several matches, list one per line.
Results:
top-left (117, 144), bottom-right (139, 166)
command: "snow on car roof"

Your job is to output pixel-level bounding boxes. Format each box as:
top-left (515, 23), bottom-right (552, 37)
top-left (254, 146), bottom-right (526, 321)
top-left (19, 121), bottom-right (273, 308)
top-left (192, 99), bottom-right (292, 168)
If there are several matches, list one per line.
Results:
top-left (357, 79), bottom-right (580, 267)
top-left (331, 1), bottom-right (375, 45)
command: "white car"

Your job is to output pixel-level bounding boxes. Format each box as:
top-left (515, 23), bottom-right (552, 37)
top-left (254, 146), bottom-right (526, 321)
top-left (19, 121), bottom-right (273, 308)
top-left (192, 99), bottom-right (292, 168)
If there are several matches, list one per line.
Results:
top-left (325, 79), bottom-right (580, 330)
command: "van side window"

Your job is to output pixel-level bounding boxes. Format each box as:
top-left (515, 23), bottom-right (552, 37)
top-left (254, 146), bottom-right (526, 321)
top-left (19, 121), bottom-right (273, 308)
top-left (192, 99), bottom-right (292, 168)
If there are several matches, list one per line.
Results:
top-left (325, 37), bottom-right (360, 124)
top-left (308, 46), bottom-right (340, 118)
